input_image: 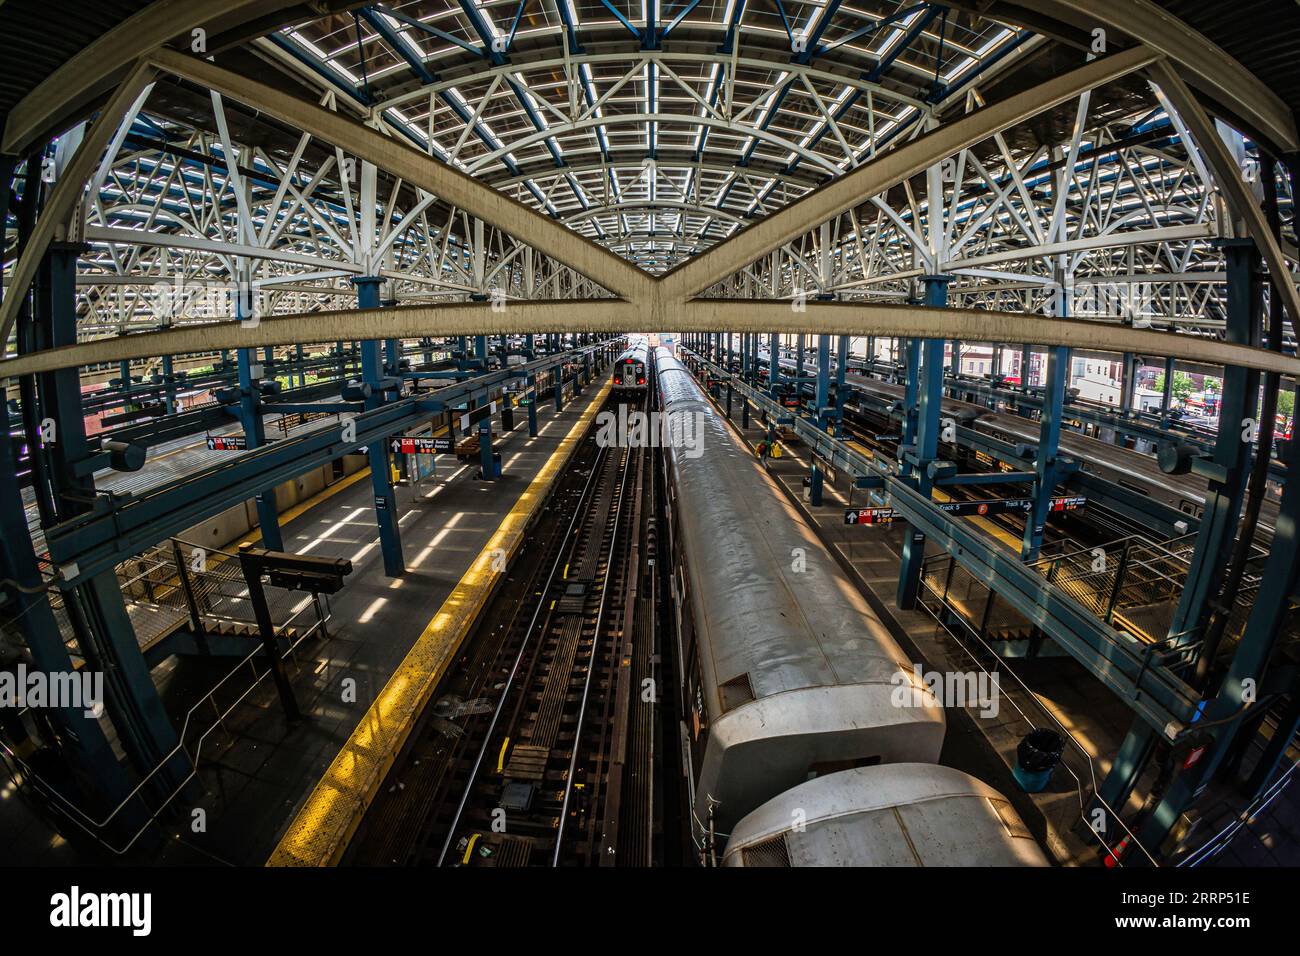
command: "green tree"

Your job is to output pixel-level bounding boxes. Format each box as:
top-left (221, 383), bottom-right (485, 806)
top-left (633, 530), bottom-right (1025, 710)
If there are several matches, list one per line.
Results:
top-left (1153, 371), bottom-right (1195, 404)
top-left (1277, 388), bottom-right (1295, 422)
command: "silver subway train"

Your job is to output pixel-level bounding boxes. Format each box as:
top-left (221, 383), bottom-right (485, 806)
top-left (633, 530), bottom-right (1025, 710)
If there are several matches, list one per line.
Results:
top-left (612, 340), bottom-right (650, 395)
top-left (655, 347), bottom-right (1044, 867)
top-left (723, 763), bottom-right (1049, 867)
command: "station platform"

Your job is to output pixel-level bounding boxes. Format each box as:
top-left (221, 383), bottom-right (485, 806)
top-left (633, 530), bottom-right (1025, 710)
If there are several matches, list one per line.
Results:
top-left (0, 376), bottom-right (612, 866)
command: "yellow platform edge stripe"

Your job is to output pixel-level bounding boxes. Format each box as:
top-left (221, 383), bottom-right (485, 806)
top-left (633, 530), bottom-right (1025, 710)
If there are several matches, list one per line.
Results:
top-left (267, 381), bottom-right (612, 866)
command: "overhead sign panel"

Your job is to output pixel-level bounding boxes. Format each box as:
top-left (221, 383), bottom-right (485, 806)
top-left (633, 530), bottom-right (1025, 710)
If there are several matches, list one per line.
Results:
top-left (206, 435), bottom-right (247, 451)
top-left (844, 495), bottom-right (1085, 525)
top-left (390, 436), bottom-right (454, 455)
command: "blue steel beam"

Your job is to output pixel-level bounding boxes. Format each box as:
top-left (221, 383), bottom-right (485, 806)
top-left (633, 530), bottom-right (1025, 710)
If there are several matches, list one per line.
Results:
top-left (1166, 240), bottom-right (1260, 645)
top-left (1021, 343), bottom-right (1069, 561)
top-left (1138, 434), bottom-right (1300, 849)
top-left (360, 8), bottom-right (435, 84)
top-left (898, 275), bottom-right (948, 607)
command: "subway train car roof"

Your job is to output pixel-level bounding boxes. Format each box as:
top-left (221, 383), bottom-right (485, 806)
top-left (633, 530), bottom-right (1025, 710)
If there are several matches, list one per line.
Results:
top-left (722, 764), bottom-right (1049, 867)
top-left (656, 349), bottom-right (944, 836)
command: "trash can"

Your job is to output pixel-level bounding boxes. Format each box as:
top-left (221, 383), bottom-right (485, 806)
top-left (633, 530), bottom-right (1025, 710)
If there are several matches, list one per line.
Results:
top-left (1013, 728), bottom-right (1064, 793)
top-left (492, 450), bottom-right (503, 479)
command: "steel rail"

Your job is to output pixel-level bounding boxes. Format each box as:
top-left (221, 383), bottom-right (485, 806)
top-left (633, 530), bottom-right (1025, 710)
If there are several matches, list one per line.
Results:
top-left (553, 441), bottom-right (638, 865)
top-left (435, 437), bottom-right (613, 866)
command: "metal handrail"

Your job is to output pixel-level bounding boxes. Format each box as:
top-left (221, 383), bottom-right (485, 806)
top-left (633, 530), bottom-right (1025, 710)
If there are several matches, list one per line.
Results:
top-left (916, 574), bottom-right (1159, 866)
top-left (0, 578), bottom-right (333, 857)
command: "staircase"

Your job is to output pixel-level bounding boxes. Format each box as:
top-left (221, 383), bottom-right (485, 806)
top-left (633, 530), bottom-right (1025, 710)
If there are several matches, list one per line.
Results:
top-left (921, 531), bottom-right (1264, 660)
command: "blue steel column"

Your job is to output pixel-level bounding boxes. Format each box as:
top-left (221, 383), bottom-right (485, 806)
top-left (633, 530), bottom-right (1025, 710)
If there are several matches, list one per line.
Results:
top-left (1102, 243), bottom-right (1264, 854)
top-left (473, 334), bottom-right (495, 480)
top-left (161, 354), bottom-right (176, 414)
top-left (355, 276), bottom-right (404, 576)
top-left (768, 333), bottom-right (780, 399)
top-left (795, 333), bottom-right (806, 396)
top-left (897, 276), bottom-right (950, 609)
top-left (815, 334), bottom-right (831, 429)
top-left (236, 345), bottom-right (282, 551)
top-left (805, 334), bottom-right (830, 507)
top-left (901, 337), bottom-right (922, 454)
top-left (1020, 344), bottom-right (1069, 560)
top-left (1119, 352), bottom-right (1136, 416)
top-left (1017, 343), bottom-right (1033, 418)
top-left (527, 369), bottom-right (539, 436)
top-left (33, 244), bottom-right (187, 799)
top-left (0, 381), bottom-right (136, 822)
top-left (1160, 355), bottom-right (1176, 424)
top-left (1167, 240), bottom-right (1259, 644)
top-left (1138, 434), bottom-right (1300, 852)
top-left (740, 333), bottom-right (752, 428)
top-left (834, 335), bottom-right (849, 437)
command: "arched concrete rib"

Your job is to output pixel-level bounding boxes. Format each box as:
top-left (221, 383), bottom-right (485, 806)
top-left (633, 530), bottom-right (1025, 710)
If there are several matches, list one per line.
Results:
top-left (146, 48), bottom-right (655, 307)
top-left (657, 45), bottom-right (1161, 305)
top-left (0, 300), bottom-right (643, 378)
top-left (679, 300), bottom-right (1300, 378)
top-left (4, 297), bottom-right (1297, 379)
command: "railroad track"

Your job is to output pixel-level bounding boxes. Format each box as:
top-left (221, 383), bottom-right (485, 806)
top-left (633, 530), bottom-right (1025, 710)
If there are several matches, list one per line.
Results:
top-left (348, 395), bottom-right (654, 867)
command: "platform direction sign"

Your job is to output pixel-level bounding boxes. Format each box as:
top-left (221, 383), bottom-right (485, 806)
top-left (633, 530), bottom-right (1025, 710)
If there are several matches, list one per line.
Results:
top-left (458, 401), bottom-right (498, 434)
top-left (844, 495), bottom-right (1086, 526)
top-left (206, 435), bottom-right (247, 451)
top-left (390, 436), bottom-right (453, 455)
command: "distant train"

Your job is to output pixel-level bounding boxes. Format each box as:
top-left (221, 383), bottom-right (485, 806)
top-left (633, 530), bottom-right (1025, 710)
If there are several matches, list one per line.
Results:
top-left (654, 347), bottom-right (1046, 867)
top-left (612, 342), bottom-right (649, 395)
